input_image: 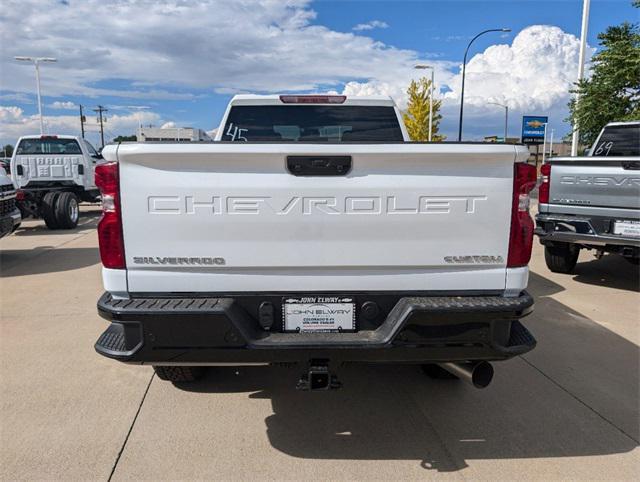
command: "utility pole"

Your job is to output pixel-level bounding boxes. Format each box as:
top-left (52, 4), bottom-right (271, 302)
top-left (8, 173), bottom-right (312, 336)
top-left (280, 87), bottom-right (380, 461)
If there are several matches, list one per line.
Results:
top-left (571, 0), bottom-right (591, 156)
top-left (93, 105), bottom-right (108, 148)
top-left (79, 104), bottom-right (86, 139)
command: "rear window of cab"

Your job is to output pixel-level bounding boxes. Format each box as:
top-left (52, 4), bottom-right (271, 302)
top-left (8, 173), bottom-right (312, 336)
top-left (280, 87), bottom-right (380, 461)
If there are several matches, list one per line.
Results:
top-left (222, 105), bottom-right (404, 142)
top-left (16, 138), bottom-right (82, 155)
top-left (593, 125), bottom-right (640, 156)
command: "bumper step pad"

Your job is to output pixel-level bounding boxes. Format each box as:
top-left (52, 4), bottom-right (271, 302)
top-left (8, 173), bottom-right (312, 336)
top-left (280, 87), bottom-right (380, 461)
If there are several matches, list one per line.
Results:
top-left (95, 291), bottom-right (535, 363)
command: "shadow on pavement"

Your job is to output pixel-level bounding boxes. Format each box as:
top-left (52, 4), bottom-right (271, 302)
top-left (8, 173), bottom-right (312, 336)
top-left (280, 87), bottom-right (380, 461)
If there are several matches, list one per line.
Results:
top-left (569, 253), bottom-right (639, 292)
top-left (13, 212), bottom-right (100, 237)
top-left (0, 247), bottom-right (100, 277)
top-left (525, 271), bottom-right (640, 441)
top-left (176, 271), bottom-right (639, 471)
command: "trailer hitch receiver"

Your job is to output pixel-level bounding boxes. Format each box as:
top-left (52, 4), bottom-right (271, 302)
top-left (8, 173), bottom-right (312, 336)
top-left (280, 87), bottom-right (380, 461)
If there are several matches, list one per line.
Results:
top-left (297, 363), bottom-right (342, 391)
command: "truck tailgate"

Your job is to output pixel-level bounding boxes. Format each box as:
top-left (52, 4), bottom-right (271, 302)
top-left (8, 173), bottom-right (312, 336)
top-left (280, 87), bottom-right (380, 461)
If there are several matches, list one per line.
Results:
top-left (13, 154), bottom-right (85, 188)
top-left (548, 157), bottom-right (640, 211)
top-left (114, 143), bottom-right (523, 293)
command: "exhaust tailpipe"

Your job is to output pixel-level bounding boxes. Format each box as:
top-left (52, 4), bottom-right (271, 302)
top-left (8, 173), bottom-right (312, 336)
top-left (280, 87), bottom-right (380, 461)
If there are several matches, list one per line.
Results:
top-left (438, 361), bottom-right (494, 389)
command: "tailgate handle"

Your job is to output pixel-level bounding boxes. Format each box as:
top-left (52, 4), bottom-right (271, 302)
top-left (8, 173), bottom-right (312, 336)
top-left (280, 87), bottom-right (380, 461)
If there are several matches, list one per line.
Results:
top-left (16, 165), bottom-right (23, 176)
top-left (622, 161), bottom-right (640, 170)
top-left (287, 156), bottom-right (351, 176)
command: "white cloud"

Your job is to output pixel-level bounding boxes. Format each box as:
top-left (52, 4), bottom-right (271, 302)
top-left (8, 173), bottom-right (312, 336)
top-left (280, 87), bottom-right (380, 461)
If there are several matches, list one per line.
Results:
top-left (443, 25), bottom-right (591, 111)
top-left (50, 101), bottom-right (77, 110)
top-left (160, 121), bottom-right (177, 129)
top-left (353, 20), bottom-right (389, 31)
top-left (0, 1), bottom-right (416, 97)
top-left (342, 63), bottom-right (458, 109)
top-left (0, 105), bottom-right (162, 146)
top-left (0, 93), bottom-right (33, 103)
top-left (342, 25), bottom-right (591, 139)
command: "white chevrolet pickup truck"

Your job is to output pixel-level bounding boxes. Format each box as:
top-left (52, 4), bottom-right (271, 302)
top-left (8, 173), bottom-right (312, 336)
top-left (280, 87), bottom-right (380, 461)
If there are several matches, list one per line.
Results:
top-left (94, 95), bottom-right (537, 390)
top-left (536, 121), bottom-right (639, 273)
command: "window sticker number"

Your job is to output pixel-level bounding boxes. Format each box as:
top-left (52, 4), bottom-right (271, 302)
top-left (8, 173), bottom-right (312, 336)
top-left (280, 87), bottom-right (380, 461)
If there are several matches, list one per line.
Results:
top-left (225, 123), bottom-right (248, 142)
top-left (594, 141), bottom-right (613, 156)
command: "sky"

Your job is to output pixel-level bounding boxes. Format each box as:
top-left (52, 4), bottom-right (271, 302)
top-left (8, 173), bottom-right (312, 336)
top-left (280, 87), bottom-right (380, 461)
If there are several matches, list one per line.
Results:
top-left (0, 0), bottom-right (637, 148)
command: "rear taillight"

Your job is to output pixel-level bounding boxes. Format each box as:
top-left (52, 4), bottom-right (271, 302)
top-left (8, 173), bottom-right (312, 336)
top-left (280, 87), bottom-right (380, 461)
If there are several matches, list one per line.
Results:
top-left (16, 190), bottom-right (25, 201)
top-left (279, 95), bottom-right (346, 104)
top-left (95, 162), bottom-right (125, 269)
top-left (507, 162), bottom-right (537, 268)
top-left (539, 163), bottom-right (551, 204)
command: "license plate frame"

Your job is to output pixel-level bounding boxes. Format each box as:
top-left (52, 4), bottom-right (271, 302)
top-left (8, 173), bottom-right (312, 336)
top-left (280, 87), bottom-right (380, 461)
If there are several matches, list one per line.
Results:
top-left (613, 220), bottom-right (640, 238)
top-left (283, 296), bottom-right (356, 333)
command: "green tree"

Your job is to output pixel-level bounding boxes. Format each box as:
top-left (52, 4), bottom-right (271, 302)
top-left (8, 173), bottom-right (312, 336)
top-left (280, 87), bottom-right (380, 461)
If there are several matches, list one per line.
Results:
top-left (403, 77), bottom-right (445, 141)
top-left (568, 8), bottom-right (640, 146)
top-left (112, 135), bottom-right (137, 143)
top-left (2, 144), bottom-right (13, 158)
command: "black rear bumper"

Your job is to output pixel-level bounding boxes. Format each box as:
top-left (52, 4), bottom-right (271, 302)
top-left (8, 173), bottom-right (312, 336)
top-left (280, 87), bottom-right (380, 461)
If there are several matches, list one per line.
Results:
top-left (535, 213), bottom-right (640, 249)
top-left (95, 291), bottom-right (535, 365)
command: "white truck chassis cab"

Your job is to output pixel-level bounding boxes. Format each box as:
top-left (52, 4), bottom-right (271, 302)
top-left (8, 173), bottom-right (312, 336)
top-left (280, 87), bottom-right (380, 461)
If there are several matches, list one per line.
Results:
top-left (11, 135), bottom-right (101, 229)
top-left (94, 95), bottom-right (537, 390)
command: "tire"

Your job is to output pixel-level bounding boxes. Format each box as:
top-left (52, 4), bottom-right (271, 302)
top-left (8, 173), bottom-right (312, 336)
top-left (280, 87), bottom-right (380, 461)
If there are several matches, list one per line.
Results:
top-left (544, 243), bottom-right (580, 274)
top-left (421, 364), bottom-right (459, 380)
top-left (54, 192), bottom-right (80, 229)
top-left (153, 366), bottom-right (206, 382)
top-left (41, 192), bottom-right (61, 229)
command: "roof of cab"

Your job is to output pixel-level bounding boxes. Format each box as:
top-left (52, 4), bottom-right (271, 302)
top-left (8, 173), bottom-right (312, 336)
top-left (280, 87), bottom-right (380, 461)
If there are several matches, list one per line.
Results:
top-left (17, 134), bottom-right (81, 140)
top-left (605, 120), bottom-right (640, 126)
top-left (229, 94), bottom-right (397, 107)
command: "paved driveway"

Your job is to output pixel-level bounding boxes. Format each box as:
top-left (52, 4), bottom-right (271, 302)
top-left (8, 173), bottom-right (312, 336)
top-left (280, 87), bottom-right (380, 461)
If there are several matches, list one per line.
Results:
top-left (1, 207), bottom-right (638, 480)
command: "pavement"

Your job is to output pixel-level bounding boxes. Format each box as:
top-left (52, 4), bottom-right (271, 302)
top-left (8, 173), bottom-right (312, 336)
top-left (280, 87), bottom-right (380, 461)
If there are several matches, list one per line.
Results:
top-left (1, 206), bottom-right (639, 480)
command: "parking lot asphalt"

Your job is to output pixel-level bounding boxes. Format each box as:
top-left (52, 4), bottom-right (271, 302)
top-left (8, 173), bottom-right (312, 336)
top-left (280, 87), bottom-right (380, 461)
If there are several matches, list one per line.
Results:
top-left (1, 206), bottom-right (639, 480)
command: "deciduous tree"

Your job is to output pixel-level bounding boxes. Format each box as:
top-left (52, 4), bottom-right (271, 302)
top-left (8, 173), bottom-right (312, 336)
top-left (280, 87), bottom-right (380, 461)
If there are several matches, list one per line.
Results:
top-left (403, 77), bottom-right (445, 141)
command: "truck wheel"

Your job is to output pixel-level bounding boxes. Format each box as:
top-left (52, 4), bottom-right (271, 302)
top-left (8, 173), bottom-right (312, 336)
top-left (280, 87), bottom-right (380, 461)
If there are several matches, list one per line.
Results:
top-left (421, 364), bottom-right (459, 380)
top-left (41, 192), bottom-right (61, 229)
top-left (153, 366), bottom-right (206, 382)
top-left (544, 243), bottom-right (580, 274)
top-left (54, 192), bottom-right (80, 229)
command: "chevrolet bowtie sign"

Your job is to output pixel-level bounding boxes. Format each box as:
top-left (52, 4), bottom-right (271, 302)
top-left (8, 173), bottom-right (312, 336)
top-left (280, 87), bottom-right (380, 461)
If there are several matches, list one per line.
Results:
top-left (521, 115), bottom-right (548, 145)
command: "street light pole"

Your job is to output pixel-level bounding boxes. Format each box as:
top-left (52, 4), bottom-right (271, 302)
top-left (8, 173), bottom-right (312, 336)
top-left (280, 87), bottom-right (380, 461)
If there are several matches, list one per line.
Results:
top-left (414, 65), bottom-right (435, 141)
top-left (571, 0), bottom-right (591, 156)
top-left (488, 102), bottom-right (508, 142)
top-left (15, 56), bottom-right (57, 135)
top-left (542, 123), bottom-right (549, 164)
top-left (457, 28), bottom-right (511, 142)
top-left (125, 106), bottom-right (150, 139)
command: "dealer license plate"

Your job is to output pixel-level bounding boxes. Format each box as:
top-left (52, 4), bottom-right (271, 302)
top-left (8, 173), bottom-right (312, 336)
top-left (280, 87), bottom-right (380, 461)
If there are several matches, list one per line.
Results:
top-left (613, 220), bottom-right (640, 238)
top-left (283, 297), bottom-right (355, 333)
